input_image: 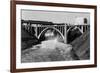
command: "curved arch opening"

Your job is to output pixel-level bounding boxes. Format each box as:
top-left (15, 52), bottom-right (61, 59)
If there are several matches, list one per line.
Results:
top-left (38, 27), bottom-right (65, 43)
top-left (67, 26), bottom-right (82, 43)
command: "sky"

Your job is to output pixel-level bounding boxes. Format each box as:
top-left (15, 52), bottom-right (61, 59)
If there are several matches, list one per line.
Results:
top-left (21, 9), bottom-right (90, 25)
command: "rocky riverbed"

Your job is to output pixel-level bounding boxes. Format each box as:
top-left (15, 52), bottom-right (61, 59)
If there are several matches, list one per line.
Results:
top-left (21, 39), bottom-right (73, 63)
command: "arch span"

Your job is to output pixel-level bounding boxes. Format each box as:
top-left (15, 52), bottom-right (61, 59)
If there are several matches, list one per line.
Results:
top-left (67, 26), bottom-right (83, 43)
top-left (38, 27), bottom-right (65, 41)
top-left (67, 26), bottom-right (83, 34)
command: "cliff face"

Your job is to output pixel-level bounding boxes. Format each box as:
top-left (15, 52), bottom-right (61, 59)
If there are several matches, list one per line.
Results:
top-left (70, 30), bottom-right (90, 60)
top-left (21, 25), bottom-right (39, 50)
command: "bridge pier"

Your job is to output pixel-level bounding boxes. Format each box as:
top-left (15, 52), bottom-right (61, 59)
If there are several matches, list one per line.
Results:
top-left (64, 24), bottom-right (67, 44)
top-left (35, 24), bottom-right (38, 37)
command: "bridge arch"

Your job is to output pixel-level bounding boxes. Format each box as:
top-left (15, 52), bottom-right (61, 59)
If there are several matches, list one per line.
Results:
top-left (67, 26), bottom-right (83, 34)
top-left (38, 27), bottom-right (65, 41)
top-left (67, 26), bottom-right (83, 43)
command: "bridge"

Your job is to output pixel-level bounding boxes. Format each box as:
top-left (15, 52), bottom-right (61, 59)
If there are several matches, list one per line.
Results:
top-left (21, 20), bottom-right (90, 44)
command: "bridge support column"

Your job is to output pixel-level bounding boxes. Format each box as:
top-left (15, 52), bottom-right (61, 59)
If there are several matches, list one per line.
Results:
top-left (35, 24), bottom-right (38, 37)
top-left (81, 25), bottom-right (83, 33)
top-left (64, 24), bottom-right (67, 44)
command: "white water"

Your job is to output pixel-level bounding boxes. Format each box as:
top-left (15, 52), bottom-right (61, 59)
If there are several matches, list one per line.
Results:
top-left (32, 37), bottom-right (72, 54)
